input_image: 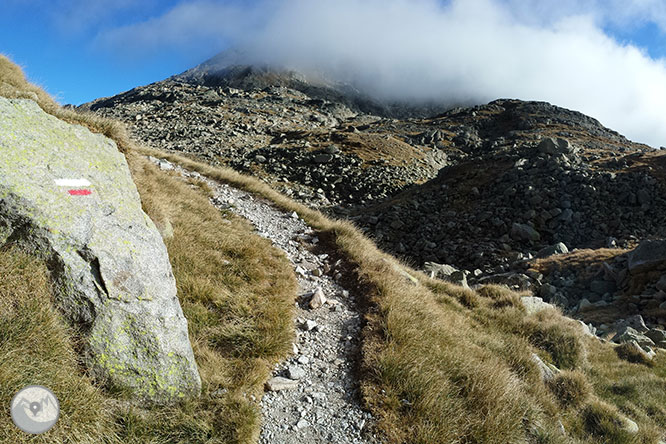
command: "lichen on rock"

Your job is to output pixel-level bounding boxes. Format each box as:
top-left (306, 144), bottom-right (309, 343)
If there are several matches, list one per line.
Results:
top-left (0, 97), bottom-right (200, 403)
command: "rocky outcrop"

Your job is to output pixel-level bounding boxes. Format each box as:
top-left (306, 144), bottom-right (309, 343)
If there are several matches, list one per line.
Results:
top-left (0, 97), bottom-right (200, 403)
top-left (628, 239), bottom-right (666, 274)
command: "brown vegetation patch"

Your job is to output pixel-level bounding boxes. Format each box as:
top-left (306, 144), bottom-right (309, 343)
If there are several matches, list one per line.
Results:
top-left (532, 248), bottom-right (628, 276)
top-left (331, 131), bottom-right (426, 166)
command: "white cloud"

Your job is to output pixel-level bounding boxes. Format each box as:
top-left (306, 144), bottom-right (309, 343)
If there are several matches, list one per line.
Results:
top-left (94, 1), bottom-right (270, 58)
top-left (96, 0), bottom-right (666, 147)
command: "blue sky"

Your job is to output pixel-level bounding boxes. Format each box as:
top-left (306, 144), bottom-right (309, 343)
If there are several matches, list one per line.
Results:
top-left (2, 0), bottom-right (666, 147)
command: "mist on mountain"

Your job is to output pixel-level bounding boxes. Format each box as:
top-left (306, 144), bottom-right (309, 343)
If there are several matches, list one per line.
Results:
top-left (96, 0), bottom-right (666, 148)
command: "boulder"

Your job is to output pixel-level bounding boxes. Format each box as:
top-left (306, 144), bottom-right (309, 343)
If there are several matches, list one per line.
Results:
top-left (616, 314), bottom-right (649, 333)
top-left (589, 280), bottom-right (617, 295)
top-left (628, 239), bottom-right (666, 274)
top-left (645, 329), bottom-right (666, 348)
top-left (612, 327), bottom-right (655, 349)
top-left (423, 262), bottom-right (469, 288)
top-left (578, 298), bottom-right (593, 311)
top-left (621, 416), bottom-right (639, 434)
top-left (539, 283), bottom-right (557, 300)
top-left (510, 222), bottom-right (541, 242)
top-left (286, 365), bottom-right (306, 380)
top-left (309, 287), bottom-right (327, 309)
top-left (0, 98), bottom-right (200, 403)
top-left (537, 137), bottom-right (575, 155)
top-left (313, 153), bottom-right (333, 164)
top-left (536, 242), bottom-right (569, 258)
top-left (521, 296), bottom-right (555, 315)
top-left (657, 275), bottom-right (666, 292)
top-left (577, 320), bottom-right (596, 337)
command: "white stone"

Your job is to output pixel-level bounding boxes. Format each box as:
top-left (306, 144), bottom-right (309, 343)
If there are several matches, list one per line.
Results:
top-left (309, 288), bottom-right (327, 309)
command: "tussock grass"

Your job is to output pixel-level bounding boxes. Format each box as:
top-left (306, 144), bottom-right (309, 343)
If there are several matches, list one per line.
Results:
top-left (4, 54), bottom-right (666, 443)
top-left (549, 371), bottom-right (591, 409)
top-left (580, 401), bottom-right (635, 444)
top-left (478, 283), bottom-right (525, 309)
top-left (0, 247), bottom-right (119, 443)
top-left (615, 342), bottom-right (655, 367)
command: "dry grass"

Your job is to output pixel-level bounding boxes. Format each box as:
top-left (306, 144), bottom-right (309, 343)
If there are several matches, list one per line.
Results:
top-left (549, 371), bottom-right (592, 409)
top-left (615, 343), bottom-right (655, 367)
top-left (531, 248), bottom-right (629, 276)
top-left (0, 248), bottom-right (119, 444)
top-left (116, 154), bottom-right (297, 443)
top-left (4, 54), bottom-right (666, 443)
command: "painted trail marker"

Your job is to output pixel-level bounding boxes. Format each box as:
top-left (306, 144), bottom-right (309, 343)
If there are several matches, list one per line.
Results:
top-left (54, 179), bottom-right (91, 187)
top-left (55, 178), bottom-right (92, 196)
top-left (67, 189), bottom-right (92, 196)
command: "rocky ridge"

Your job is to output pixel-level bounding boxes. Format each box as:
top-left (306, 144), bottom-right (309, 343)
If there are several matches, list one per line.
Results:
top-left (83, 65), bottom-right (666, 358)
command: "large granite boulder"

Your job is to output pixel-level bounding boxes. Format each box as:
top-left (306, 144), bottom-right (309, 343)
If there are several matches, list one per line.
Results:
top-left (628, 239), bottom-right (666, 274)
top-left (0, 97), bottom-right (200, 403)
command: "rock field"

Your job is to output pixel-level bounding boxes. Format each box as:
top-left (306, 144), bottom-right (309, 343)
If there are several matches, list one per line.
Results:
top-left (89, 64), bottom-right (666, 381)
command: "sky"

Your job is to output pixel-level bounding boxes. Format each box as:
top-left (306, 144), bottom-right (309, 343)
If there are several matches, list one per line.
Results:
top-left (2, 0), bottom-right (666, 148)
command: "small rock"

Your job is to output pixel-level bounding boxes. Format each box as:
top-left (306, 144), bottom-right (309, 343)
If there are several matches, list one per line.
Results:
top-left (303, 320), bottom-right (318, 331)
top-left (287, 365), bottom-right (306, 380)
top-left (531, 353), bottom-right (559, 382)
top-left (297, 355), bottom-right (310, 365)
top-left (309, 288), bottom-right (327, 309)
top-left (265, 377), bottom-right (298, 391)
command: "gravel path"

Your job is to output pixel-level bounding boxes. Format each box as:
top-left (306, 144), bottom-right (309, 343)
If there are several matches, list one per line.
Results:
top-left (152, 158), bottom-right (378, 444)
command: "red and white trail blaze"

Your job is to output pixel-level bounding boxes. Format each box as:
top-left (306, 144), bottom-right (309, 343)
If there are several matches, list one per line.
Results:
top-left (55, 178), bottom-right (92, 196)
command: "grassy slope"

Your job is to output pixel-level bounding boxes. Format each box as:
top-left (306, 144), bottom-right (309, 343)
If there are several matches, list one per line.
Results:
top-left (134, 144), bottom-right (666, 444)
top-left (2, 54), bottom-right (666, 443)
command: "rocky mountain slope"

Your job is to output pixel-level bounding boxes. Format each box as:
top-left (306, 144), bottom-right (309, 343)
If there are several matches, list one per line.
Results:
top-left (81, 62), bottom-right (666, 333)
